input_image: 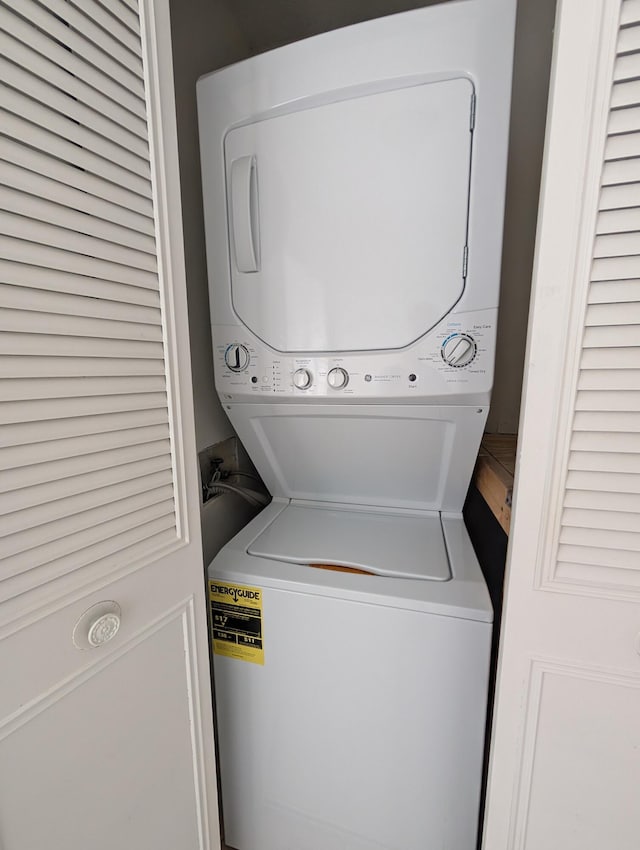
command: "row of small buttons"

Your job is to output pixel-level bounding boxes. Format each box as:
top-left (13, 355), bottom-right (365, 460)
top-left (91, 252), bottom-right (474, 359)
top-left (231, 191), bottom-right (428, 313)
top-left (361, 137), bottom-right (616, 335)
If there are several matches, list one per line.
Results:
top-left (293, 367), bottom-right (349, 390)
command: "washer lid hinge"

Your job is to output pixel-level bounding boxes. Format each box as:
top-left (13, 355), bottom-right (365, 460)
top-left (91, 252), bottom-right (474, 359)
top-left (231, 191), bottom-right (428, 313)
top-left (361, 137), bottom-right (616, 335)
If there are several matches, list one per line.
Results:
top-left (470, 92), bottom-right (476, 131)
top-left (462, 244), bottom-right (469, 279)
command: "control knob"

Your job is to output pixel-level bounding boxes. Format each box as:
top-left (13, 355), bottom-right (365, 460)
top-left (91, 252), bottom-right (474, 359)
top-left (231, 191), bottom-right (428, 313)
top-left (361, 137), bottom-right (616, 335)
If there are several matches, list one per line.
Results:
top-left (327, 367), bottom-right (349, 389)
top-left (441, 334), bottom-right (477, 368)
top-left (224, 343), bottom-right (250, 372)
top-left (293, 368), bottom-right (312, 390)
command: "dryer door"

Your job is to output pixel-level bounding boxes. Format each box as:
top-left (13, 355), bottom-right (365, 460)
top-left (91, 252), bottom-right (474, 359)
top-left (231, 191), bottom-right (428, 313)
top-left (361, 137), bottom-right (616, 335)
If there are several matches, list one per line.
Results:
top-left (224, 77), bottom-right (473, 353)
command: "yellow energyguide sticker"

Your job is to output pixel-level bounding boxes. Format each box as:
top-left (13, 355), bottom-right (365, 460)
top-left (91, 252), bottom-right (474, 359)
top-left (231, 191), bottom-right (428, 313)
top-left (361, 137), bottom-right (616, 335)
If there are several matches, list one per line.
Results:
top-left (209, 580), bottom-right (264, 665)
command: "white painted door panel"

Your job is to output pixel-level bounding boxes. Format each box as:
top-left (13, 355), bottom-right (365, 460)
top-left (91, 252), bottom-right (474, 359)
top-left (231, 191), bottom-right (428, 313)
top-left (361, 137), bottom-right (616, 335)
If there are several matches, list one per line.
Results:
top-left (225, 78), bottom-right (473, 352)
top-left (0, 560), bottom-right (212, 850)
top-left (0, 0), bottom-right (221, 847)
top-left (483, 2), bottom-right (640, 848)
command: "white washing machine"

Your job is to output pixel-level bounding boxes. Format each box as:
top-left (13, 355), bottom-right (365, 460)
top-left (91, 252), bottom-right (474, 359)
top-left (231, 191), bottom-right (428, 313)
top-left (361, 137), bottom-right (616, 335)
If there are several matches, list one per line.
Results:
top-left (197, 2), bottom-right (515, 848)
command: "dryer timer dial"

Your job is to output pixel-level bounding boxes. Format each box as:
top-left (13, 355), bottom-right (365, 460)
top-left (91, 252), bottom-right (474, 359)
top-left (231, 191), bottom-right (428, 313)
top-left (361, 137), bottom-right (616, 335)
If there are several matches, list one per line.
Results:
top-left (441, 333), bottom-right (477, 368)
top-left (224, 343), bottom-right (250, 372)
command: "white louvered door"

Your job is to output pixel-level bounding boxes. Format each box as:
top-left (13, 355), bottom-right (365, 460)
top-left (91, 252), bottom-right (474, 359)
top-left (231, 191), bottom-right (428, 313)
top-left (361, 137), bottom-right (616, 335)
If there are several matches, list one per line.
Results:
top-left (0, 2), bottom-right (221, 848)
top-left (483, 1), bottom-right (640, 848)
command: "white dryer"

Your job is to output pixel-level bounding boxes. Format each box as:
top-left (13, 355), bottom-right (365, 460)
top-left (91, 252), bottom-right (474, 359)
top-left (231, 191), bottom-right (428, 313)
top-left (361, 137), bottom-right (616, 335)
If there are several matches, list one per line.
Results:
top-left (197, 2), bottom-right (515, 848)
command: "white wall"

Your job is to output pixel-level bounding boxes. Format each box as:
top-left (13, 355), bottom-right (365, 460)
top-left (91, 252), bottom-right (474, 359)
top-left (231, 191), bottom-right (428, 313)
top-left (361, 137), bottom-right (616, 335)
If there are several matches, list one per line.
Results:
top-left (169, 0), bottom-right (250, 452)
top-left (486, 0), bottom-right (557, 433)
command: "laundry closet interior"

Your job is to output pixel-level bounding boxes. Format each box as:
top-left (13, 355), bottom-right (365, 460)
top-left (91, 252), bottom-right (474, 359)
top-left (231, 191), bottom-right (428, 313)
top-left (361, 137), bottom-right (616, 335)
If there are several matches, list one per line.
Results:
top-left (169, 0), bottom-right (557, 847)
top-left (171, 0), bottom-right (555, 550)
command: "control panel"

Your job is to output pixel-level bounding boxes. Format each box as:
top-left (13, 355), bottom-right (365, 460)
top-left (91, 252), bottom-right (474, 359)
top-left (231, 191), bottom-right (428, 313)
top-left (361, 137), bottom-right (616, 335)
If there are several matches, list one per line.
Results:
top-left (213, 308), bottom-right (496, 401)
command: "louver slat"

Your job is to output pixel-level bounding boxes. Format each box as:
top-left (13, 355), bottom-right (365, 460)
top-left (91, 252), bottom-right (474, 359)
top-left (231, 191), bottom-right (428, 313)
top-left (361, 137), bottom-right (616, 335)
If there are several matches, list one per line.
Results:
top-left (0, 425), bottom-right (170, 470)
top-left (0, 160), bottom-right (155, 237)
top-left (600, 182), bottom-right (640, 209)
top-left (0, 48), bottom-right (148, 160)
top-left (3, 505), bottom-right (176, 580)
top-left (565, 4), bottom-right (640, 587)
top-left (0, 456), bottom-right (172, 516)
top-left (0, 212), bottom-right (156, 272)
top-left (611, 79), bottom-right (640, 108)
top-left (0, 5), bottom-right (146, 119)
top-left (575, 390), bottom-right (640, 411)
top-left (0, 470), bottom-right (172, 545)
top-left (1, 187), bottom-right (156, 256)
top-left (618, 23), bottom-right (640, 55)
top-left (0, 207), bottom-right (157, 274)
top-left (621, 0), bottom-right (640, 26)
top-left (3, 488), bottom-right (175, 561)
top-left (580, 346), bottom-right (640, 369)
top-left (3, 0), bottom-right (145, 96)
top-left (1, 394), bottom-right (169, 426)
top-left (0, 285), bottom-right (161, 324)
top-left (568, 450), bottom-right (640, 473)
top-left (564, 488), bottom-right (640, 513)
top-left (31, 0), bottom-right (143, 72)
top-left (1, 523), bottom-right (178, 605)
top-left (0, 0), bottom-right (179, 600)
top-left (0, 309), bottom-right (163, 342)
top-left (557, 544), bottom-right (639, 570)
top-left (0, 409), bottom-right (170, 448)
top-left (596, 208), bottom-right (640, 233)
top-left (0, 29), bottom-right (147, 141)
top-left (1, 85), bottom-right (150, 181)
top-left (1, 112), bottom-right (152, 201)
top-left (573, 410), bottom-right (640, 431)
top-left (588, 280), bottom-right (640, 303)
top-left (560, 526), bottom-right (640, 553)
top-left (577, 369), bottom-right (640, 390)
top-left (565, 469), bottom-right (640, 495)
top-left (582, 323), bottom-right (640, 346)
top-left (594, 231), bottom-right (640, 257)
top-left (2, 470), bottom-right (172, 538)
top-left (0, 236), bottom-right (158, 288)
top-left (0, 137), bottom-right (154, 219)
top-left (571, 430), bottom-right (640, 452)
top-left (2, 376), bottom-right (167, 402)
top-left (0, 332), bottom-right (164, 359)
top-left (94, 0), bottom-right (140, 35)
top-left (601, 155), bottom-right (640, 183)
top-left (585, 301), bottom-right (640, 323)
top-left (613, 52), bottom-right (640, 83)
top-left (50, 0), bottom-right (143, 59)
top-left (0, 440), bottom-right (173, 494)
top-left (0, 261), bottom-right (159, 307)
top-left (0, 357), bottom-right (164, 380)
top-left (563, 507), bottom-right (640, 532)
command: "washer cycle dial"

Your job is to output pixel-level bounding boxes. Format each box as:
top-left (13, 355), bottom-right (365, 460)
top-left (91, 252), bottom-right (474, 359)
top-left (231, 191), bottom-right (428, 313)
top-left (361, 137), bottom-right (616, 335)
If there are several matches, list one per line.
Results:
top-left (327, 367), bottom-right (349, 389)
top-left (224, 343), bottom-right (250, 372)
top-left (441, 334), bottom-right (477, 368)
top-left (293, 368), bottom-right (312, 390)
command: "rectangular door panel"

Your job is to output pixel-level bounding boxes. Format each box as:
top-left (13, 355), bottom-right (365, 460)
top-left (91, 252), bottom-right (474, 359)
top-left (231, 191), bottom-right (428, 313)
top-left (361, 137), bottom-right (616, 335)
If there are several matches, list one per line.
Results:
top-left (225, 78), bottom-right (473, 352)
top-left (0, 568), bottom-right (211, 850)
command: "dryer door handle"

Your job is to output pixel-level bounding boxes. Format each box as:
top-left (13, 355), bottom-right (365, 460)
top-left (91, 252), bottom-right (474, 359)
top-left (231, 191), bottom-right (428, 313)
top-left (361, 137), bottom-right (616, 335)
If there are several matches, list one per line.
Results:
top-left (230, 155), bottom-right (260, 273)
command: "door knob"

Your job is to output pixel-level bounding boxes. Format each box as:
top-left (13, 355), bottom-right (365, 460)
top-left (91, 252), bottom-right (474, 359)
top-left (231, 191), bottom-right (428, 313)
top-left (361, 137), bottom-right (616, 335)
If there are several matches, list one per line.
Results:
top-left (87, 612), bottom-right (121, 647)
top-left (73, 601), bottom-right (122, 650)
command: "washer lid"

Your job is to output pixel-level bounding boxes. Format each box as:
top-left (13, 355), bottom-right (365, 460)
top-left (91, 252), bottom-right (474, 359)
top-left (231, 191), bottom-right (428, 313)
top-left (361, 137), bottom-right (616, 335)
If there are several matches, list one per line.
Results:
top-left (247, 503), bottom-right (451, 581)
top-left (224, 76), bottom-right (473, 353)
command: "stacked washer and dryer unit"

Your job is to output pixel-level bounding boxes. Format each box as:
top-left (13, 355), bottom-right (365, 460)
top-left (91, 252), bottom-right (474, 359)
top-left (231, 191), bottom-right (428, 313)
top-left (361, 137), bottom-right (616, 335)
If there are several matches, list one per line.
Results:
top-left (198, 2), bottom-right (515, 848)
